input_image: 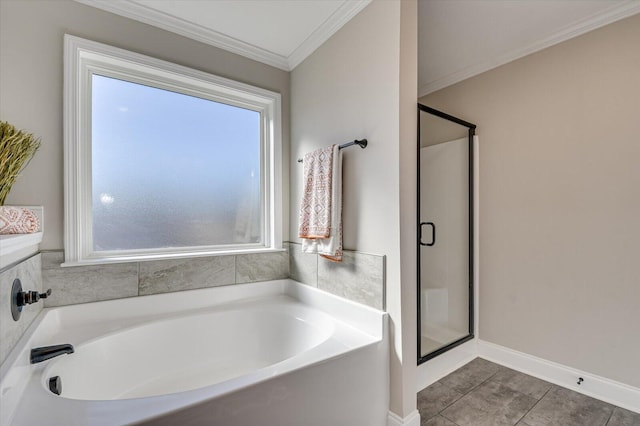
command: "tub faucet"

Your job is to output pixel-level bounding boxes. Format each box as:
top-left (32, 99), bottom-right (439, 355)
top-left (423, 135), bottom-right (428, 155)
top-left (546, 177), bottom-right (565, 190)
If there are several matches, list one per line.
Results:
top-left (30, 344), bottom-right (74, 364)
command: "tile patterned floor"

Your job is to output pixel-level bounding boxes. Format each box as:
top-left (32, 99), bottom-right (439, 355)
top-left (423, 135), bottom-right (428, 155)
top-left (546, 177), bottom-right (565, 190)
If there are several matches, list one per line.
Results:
top-left (418, 358), bottom-right (640, 426)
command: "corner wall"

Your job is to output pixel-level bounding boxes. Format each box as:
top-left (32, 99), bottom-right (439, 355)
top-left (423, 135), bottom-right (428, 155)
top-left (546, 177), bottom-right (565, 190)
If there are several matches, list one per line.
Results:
top-left (290, 0), bottom-right (418, 419)
top-left (421, 13), bottom-right (640, 389)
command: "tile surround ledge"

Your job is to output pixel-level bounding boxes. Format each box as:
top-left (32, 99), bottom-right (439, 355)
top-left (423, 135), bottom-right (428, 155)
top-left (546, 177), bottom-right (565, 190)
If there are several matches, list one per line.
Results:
top-left (41, 248), bottom-right (290, 307)
top-left (139, 256), bottom-right (235, 296)
top-left (42, 251), bottom-right (138, 308)
top-left (39, 245), bottom-right (386, 311)
top-left (288, 242), bottom-right (386, 310)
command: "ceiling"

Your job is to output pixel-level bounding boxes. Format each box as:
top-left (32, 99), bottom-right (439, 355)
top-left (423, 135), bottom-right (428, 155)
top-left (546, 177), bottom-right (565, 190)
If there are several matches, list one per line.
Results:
top-left (418, 0), bottom-right (640, 96)
top-left (75, 0), bottom-right (371, 70)
top-left (77, 0), bottom-right (640, 94)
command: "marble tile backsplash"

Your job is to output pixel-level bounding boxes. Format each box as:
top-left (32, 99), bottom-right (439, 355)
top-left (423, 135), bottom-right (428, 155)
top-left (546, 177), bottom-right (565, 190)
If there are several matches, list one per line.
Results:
top-left (139, 256), bottom-right (235, 296)
top-left (318, 251), bottom-right (385, 310)
top-left (236, 251), bottom-right (289, 284)
top-left (41, 248), bottom-right (289, 308)
top-left (42, 251), bottom-right (138, 307)
top-left (33, 244), bottom-right (382, 311)
top-left (0, 254), bottom-right (43, 366)
top-left (288, 243), bottom-right (385, 310)
top-left (288, 242), bottom-right (318, 286)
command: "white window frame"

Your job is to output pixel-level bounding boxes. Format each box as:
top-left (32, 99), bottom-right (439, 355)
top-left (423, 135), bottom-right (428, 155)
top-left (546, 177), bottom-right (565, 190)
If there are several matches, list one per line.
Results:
top-left (63, 35), bottom-right (282, 266)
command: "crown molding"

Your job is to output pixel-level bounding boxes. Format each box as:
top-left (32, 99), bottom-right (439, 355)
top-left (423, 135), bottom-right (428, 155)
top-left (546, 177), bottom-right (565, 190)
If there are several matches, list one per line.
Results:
top-left (288, 0), bottom-right (371, 70)
top-left (74, 0), bottom-right (290, 70)
top-left (74, 0), bottom-right (370, 72)
top-left (419, 1), bottom-right (640, 97)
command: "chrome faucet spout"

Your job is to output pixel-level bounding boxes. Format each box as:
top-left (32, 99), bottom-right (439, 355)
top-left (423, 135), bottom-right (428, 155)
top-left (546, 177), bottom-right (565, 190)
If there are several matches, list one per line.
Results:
top-left (30, 344), bottom-right (74, 364)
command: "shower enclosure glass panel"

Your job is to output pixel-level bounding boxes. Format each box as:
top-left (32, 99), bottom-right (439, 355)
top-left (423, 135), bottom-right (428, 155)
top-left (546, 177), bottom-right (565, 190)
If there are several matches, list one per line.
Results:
top-left (418, 104), bottom-right (475, 363)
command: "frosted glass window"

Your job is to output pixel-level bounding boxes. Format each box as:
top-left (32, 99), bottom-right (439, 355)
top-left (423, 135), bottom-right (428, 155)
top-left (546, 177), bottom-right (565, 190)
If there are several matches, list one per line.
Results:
top-left (91, 75), bottom-right (261, 251)
top-left (63, 35), bottom-right (282, 265)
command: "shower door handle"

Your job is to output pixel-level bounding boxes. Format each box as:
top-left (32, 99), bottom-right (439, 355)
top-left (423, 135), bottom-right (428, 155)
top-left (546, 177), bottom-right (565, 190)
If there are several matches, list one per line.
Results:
top-left (419, 222), bottom-right (435, 246)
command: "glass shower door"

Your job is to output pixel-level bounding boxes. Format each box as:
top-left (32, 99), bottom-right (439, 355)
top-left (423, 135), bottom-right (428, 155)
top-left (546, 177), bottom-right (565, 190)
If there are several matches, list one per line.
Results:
top-left (418, 104), bottom-right (475, 362)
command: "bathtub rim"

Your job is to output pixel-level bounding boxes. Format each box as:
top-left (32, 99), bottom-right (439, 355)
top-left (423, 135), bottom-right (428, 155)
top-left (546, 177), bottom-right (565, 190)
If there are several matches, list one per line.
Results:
top-left (0, 278), bottom-right (387, 425)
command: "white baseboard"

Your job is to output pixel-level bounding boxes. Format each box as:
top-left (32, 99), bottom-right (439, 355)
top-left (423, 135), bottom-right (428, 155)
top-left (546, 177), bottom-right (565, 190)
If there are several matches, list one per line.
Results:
top-left (416, 338), bottom-right (478, 392)
top-left (478, 340), bottom-right (640, 414)
top-left (388, 409), bottom-right (420, 426)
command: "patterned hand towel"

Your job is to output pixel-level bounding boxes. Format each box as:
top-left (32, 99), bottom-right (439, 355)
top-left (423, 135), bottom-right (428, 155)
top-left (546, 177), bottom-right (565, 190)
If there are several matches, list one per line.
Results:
top-left (298, 145), bottom-right (343, 262)
top-left (0, 207), bottom-right (40, 234)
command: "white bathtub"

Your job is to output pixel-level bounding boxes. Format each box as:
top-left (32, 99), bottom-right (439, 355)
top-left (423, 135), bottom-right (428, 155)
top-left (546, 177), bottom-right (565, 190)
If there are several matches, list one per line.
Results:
top-left (0, 279), bottom-right (388, 425)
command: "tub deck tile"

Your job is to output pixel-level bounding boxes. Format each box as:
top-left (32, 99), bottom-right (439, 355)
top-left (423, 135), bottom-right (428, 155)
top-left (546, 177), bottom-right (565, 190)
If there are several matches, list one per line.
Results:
top-left (139, 256), bottom-right (235, 295)
top-left (42, 251), bottom-right (138, 307)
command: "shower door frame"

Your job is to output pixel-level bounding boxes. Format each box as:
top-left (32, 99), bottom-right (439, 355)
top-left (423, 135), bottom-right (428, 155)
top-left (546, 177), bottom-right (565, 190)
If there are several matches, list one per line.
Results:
top-left (417, 103), bottom-right (476, 365)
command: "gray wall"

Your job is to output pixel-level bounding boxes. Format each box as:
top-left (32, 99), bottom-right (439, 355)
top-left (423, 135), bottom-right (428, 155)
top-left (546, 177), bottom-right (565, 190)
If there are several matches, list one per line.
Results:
top-left (0, 0), bottom-right (290, 249)
top-left (421, 13), bottom-right (640, 388)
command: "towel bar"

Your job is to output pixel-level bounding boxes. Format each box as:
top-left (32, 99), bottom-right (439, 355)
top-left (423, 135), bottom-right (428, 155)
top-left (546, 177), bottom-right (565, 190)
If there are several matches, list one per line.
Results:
top-left (297, 139), bottom-right (367, 163)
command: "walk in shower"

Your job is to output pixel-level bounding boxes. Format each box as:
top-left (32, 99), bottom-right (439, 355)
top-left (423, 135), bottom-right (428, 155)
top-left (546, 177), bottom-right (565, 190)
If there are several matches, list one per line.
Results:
top-left (417, 104), bottom-right (475, 363)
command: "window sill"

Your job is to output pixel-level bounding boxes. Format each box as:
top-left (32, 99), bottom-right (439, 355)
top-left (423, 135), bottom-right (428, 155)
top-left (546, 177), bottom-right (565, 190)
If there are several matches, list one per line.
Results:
top-left (60, 246), bottom-right (287, 268)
